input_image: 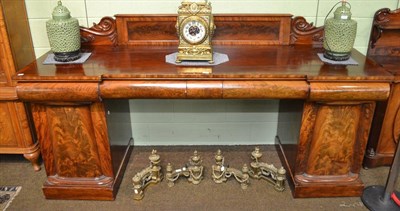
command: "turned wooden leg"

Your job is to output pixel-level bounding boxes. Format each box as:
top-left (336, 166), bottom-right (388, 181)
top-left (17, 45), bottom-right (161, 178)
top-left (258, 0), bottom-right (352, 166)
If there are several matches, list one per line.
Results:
top-left (23, 144), bottom-right (41, 171)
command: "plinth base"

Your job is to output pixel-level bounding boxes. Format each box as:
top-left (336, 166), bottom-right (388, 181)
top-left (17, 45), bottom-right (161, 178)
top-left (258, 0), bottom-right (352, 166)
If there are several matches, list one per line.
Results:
top-left (42, 143), bottom-right (132, 200)
top-left (290, 180), bottom-right (364, 198)
top-left (363, 153), bottom-right (394, 169)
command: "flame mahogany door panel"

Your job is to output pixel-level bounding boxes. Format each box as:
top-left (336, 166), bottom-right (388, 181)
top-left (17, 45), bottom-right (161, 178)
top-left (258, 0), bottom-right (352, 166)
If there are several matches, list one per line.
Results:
top-left (293, 101), bottom-right (374, 197)
top-left (278, 81), bottom-right (388, 197)
top-left (16, 79), bottom-right (133, 200)
top-left (31, 102), bottom-right (116, 200)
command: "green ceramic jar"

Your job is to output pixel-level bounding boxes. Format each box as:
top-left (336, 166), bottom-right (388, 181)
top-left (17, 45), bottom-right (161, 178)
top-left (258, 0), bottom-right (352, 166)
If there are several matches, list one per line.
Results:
top-left (323, 2), bottom-right (357, 61)
top-left (46, 0), bottom-right (81, 62)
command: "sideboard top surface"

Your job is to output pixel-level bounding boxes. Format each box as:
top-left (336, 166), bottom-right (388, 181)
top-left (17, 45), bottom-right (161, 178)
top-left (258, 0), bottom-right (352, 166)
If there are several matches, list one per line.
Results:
top-left (15, 45), bottom-right (392, 82)
top-left (15, 14), bottom-right (393, 83)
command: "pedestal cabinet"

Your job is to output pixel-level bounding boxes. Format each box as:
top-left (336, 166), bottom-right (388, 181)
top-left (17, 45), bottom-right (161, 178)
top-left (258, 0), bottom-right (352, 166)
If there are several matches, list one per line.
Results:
top-left (0, 0), bottom-right (40, 171)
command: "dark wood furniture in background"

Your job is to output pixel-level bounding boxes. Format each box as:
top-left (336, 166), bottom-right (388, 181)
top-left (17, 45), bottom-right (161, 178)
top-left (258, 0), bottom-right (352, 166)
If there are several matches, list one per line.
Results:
top-left (0, 0), bottom-right (40, 171)
top-left (14, 14), bottom-right (393, 200)
top-left (364, 8), bottom-right (400, 168)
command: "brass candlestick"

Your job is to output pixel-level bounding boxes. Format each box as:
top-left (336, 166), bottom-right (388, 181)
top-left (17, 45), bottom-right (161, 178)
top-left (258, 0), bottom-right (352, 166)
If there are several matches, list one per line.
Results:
top-left (249, 147), bottom-right (286, 192)
top-left (211, 149), bottom-right (249, 189)
top-left (166, 150), bottom-right (204, 187)
top-left (132, 149), bottom-right (163, 200)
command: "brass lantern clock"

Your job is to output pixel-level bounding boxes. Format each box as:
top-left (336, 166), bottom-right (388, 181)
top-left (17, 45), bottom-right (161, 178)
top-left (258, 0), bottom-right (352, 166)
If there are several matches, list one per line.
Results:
top-left (176, 0), bottom-right (215, 63)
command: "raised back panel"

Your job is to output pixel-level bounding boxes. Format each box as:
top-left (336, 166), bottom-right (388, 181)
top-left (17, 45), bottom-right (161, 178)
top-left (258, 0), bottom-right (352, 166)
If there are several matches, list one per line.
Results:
top-left (115, 14), bottom-right (292, 46)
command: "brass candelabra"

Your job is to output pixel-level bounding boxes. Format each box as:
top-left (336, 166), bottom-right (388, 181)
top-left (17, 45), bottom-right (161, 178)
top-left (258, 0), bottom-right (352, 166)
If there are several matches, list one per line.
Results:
top-left (132, 149), bottom-right (163, 200)
top-left (248, 147), bottom-right (286, 191)
top-left (165, 150), bottom-right (204, 187)
top-left (132, 147), bottom-right (287, 200)
top-left (211, 149), bottom-right (250, 189)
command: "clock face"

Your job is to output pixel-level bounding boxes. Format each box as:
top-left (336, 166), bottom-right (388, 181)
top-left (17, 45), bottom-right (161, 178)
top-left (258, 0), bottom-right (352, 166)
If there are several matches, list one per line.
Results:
top-left (181, 18), bottom-right (207, 44)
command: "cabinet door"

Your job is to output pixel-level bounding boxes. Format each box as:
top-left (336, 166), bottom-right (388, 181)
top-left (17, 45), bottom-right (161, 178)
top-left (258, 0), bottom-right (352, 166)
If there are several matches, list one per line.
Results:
top-left (0, 101), bottom-right (34, 148)
top-left (0, 7), bottom-right (10, 86)
top-left (0, 102), bottom-right (18, 146)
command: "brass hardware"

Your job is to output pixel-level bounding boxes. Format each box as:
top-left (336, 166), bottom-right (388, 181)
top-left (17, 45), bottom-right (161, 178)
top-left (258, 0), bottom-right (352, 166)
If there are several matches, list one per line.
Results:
top-left (211, 149), bottom-right (250, 189)
top-left (249, 147), bottom-right (286, 192)
top-left (177, 67), bottom-right (212, 75)
top-left (132, 149), bottom-right (163, 200)
top-left (166, 150), bottom-right (204, 187)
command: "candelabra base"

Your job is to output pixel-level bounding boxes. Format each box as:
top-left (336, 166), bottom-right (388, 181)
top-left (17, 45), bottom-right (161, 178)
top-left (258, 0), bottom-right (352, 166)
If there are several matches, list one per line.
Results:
top-left (361, 186), bottom-right (399, 211)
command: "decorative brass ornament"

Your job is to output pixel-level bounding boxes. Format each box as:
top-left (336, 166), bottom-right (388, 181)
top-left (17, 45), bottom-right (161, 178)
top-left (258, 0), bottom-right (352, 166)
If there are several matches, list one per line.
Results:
top-left (249, 147), bottom-right (286, 192)
top-left (211, 149), bottom-right (250, 189)
top-left (176, 0), bottom-right (215, 63)
top-left (132, 150), bottom-right (163, 200)
top-left (166, 150), bottom-right (204, 187)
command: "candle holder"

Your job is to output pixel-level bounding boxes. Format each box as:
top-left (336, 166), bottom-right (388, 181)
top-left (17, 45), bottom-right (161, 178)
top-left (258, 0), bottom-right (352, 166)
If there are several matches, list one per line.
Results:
top-left (248, 147), bottom-right (286, 192)
top-left (211, 149), bottom-right (249, 189)
top-left (132, 149), bottom-right (163, 200)
top-left (361, 136), bottom-right (400, 210)
top-left (165, 150), bottom-right (204, 187)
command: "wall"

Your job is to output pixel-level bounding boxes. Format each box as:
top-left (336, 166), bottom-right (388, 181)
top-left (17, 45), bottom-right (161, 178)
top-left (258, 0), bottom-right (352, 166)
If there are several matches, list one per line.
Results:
top-left (126, 99), bottom-right (279, 145)
top-left (26, 0), bottom-right (400, 57)
top-left (25, 0), bottom-right (399, 145)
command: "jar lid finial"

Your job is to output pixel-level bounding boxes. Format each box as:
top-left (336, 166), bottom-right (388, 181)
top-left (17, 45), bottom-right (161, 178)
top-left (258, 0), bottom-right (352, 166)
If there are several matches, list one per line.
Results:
top-left (52, 0), bottom-right (71, 20)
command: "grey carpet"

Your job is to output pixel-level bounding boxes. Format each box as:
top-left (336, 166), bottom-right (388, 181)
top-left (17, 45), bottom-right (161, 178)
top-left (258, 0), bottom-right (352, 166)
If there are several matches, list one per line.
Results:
top-left (0, 145), bottom-right (398, 211)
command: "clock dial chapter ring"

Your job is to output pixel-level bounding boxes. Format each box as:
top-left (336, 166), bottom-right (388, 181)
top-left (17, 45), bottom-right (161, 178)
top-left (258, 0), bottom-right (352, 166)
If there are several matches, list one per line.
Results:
top-left (180, 16), bottom-right (208, 45)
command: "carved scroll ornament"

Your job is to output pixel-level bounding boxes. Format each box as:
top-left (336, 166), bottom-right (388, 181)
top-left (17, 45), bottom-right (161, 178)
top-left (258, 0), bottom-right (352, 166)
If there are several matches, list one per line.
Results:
top-left (290, 16), bottom-right (324, 46)
top-left (80, 16), bottom-right (117, 46)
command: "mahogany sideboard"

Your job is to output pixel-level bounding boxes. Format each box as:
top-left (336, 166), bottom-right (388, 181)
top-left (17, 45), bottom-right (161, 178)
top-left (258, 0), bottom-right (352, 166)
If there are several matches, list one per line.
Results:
top-left (13, 14), bottom-right (394, 200)
top-left (364, 8), bottom-right (400, 168)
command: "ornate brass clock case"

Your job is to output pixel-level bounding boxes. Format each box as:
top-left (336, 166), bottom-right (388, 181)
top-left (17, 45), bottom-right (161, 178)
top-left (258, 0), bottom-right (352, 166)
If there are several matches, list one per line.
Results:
top-left (176, 0), bottom-right (215, 63)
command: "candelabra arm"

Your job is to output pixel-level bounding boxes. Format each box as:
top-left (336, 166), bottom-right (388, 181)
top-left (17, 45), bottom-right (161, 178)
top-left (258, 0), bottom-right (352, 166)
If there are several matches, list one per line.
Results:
top-left (211, 149), bottom-right (250, 189)
top-left (249, 147), bottom-right (286, 192)
top-left (225, 164), bottom-right (250, 190)
top-left (132, 150), bottom-right (163, 200)
top-left (166, 151), bottom-right (204, 187)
